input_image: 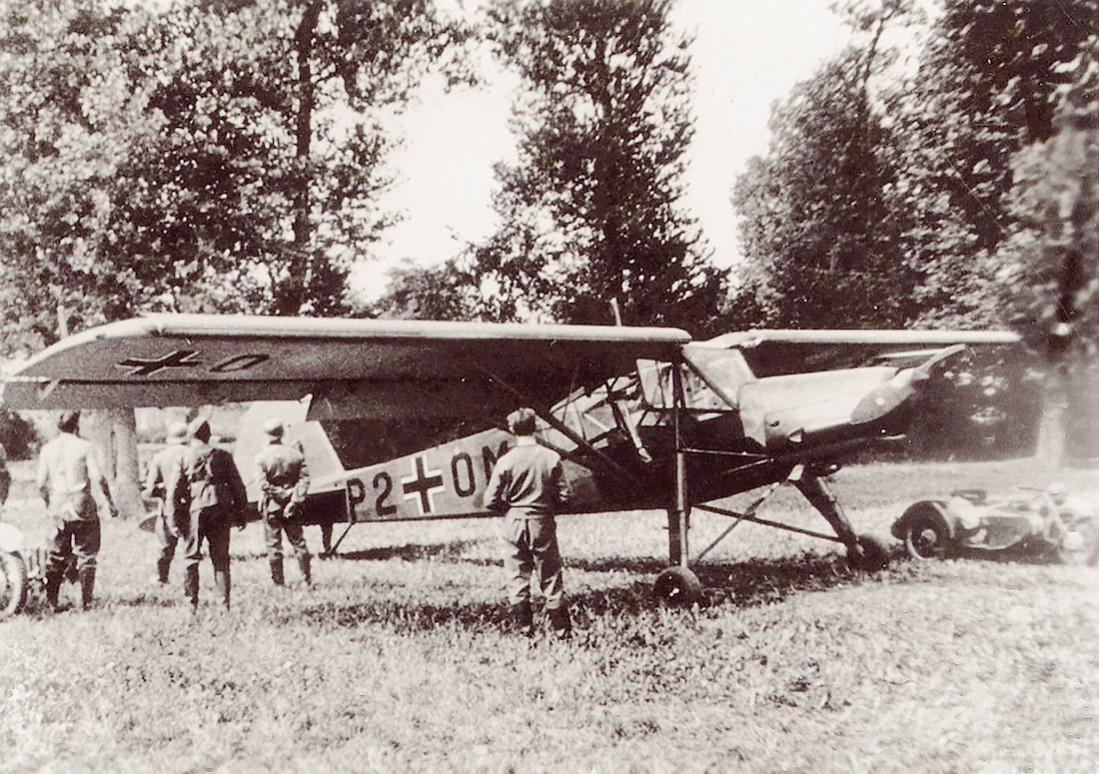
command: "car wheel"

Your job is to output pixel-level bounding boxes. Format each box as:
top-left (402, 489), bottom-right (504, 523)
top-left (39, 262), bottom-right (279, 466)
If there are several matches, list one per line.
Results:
top-left (653, 566), bottom-right (702, 605)
top-left (904, 513), bottom-right (951, 560)
top-left (848, 534), bottom-right (890, 572)
top-left (0, 550), bottom-right (28, 619)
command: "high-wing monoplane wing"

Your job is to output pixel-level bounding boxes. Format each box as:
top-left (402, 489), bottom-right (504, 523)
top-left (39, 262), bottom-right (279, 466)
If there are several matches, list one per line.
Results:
top-left (704, 329), bottom-right (1022, 376)
top-left (1, 314), bottom-right (691, 422)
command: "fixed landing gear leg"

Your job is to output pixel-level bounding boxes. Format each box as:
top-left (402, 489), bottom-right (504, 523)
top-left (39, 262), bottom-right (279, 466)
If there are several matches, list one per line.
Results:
top-left (794, 471), bottom-right (889, 571)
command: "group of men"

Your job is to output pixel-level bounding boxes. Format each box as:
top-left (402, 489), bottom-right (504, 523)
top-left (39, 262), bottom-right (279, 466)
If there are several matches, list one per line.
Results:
top-left (39, 412), bottom-right (314, 612)
top-left (35, 406), bottom-right (575, 639)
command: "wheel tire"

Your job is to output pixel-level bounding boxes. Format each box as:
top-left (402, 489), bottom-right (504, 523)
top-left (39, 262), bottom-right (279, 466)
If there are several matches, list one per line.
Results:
top-left (0, 550), bottom-right (28, 619)
top-left (903, 514), bottom-right (951, 561)
top-left (848, 534), bottom-right (890, 572)
top-left (653, 566), bottom-right (703, 605)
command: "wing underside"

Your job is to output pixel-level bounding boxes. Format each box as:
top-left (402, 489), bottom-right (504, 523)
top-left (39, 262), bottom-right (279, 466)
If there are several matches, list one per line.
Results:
top-left (1, 314), bottom-right (692, 423)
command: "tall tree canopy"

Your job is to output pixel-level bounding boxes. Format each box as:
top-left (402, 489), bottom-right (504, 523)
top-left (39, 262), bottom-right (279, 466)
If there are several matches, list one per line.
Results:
top-left (731, 0), bottom-right (918, 328)
top-left (890, 0), bottom-right (1097, 328)
top-left (468, 0), bottom-right (724, 331)
top-left (0, 0), bottom-right (469, 512)
top-left (0, 0), bottom-right (469, 354)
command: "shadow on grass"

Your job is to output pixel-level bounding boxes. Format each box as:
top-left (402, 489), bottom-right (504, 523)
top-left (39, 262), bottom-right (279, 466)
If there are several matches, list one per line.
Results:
top-left (255, 552), bottom-right (880, 636)
top-left (338, 540), bottom-right (488, 563)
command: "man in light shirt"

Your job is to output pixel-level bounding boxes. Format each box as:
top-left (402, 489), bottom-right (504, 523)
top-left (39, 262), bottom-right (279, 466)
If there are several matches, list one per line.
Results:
top-left (142, 421), bottom-right (189, 585)
top-left (36, 410), bottom-right (117, 611)
top-left (484, 407), bottom-right (572, 639)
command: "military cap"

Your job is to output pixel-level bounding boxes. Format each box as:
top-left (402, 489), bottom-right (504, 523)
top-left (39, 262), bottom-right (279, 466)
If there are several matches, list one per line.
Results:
top-left (507, 407), bottom-right (537, 436)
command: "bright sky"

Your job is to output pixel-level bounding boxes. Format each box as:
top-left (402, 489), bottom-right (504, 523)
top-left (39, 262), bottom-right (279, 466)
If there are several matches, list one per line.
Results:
top-left (351, 1), bottom-right (852, 302)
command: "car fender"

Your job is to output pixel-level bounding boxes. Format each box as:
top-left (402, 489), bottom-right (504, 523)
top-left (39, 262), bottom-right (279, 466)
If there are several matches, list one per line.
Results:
top-left (891, 500), bottom-right (958, 541)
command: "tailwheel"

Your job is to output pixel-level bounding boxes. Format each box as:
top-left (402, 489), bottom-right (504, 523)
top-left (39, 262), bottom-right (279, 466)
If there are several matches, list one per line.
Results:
top-left (0, 550), bottom-right (28, 620)
top-left (654, 566), bottom-right (702, 605)
top-left (847, 534), bottom-right (890, 572)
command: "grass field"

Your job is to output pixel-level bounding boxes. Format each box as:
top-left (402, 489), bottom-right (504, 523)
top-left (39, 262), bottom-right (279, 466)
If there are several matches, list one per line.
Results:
top-left (1, 458), bottom-right (1097, 773)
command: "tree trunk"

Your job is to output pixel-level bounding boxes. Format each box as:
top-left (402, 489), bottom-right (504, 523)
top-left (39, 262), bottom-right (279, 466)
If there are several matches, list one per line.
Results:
top-left (87, 408), bottom-right (143, 520)
top-left (1034, 368), bottom-right (1068, 470)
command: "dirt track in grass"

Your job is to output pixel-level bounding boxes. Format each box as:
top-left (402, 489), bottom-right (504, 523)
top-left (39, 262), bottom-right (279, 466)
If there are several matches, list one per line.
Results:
top-left (1, 458), bottom-right (1097, 773)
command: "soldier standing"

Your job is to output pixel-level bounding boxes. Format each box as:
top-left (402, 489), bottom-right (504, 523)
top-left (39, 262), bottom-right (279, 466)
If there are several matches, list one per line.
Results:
top-left (255, 420), bottom-right (312, 586)
top-left (142, 421), bottom-right (189, 585)
top-left (36, 410), bottom-right (117, 611)
top-left (484, 407), bottom-right (572, 639)
top-left (166, 418), bottom-right (248, 611)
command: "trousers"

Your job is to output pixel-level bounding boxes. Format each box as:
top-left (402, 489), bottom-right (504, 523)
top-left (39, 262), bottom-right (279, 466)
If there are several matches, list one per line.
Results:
top-left (47, 517), bottom-right (100, 577)
top-left (154, 510), bottom-right (179, 582)
top-left (263, 511), bottom-right (310, 559)
top-left (501, 513), bottom-right (564, 610)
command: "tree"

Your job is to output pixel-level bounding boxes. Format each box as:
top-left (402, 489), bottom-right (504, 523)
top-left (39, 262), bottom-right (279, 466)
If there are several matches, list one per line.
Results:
top-left (994, 34), bottom-right (1098, 462)
top-left (368, 259), bottom-right (481, 321)
top-left (889, 0), bottom-right (1097, 326)
top-left (0, 0), bottom-right (470, 514)
top-left (731, 0), bottom-right (919, 329)
top-left (473, 0), bottom-right (724, 332)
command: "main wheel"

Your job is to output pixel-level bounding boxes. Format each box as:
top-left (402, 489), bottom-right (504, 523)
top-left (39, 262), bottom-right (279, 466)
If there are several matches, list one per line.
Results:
top-left (848, 534), bottom-right (890, 572)
top-left (653, 566), bottom-right (702, 605)
top-left (0, 550), bottom-right (28, 619)
top-left (903, 514), bottom-right (951, 561)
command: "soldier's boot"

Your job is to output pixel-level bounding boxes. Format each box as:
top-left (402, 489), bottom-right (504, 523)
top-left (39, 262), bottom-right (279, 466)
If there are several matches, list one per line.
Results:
top-left (547, 605), bottom-right (572, 641)
top-left (79, 567), bottom-right (96, 611)
top-left (269, 559), bottom-right (285, 587)
top-left (183, 565), bottom-right (200, 611)
top-left (156, 556), bottom-right (171, 585)
top-left (44, 570), bottom-right (64, 612)
top-left (511, 600), bottom-right (534, 637)
top-left (214, 569), bottom-right (230, 611)
top-left (297, 553), bottom-right (312, 586)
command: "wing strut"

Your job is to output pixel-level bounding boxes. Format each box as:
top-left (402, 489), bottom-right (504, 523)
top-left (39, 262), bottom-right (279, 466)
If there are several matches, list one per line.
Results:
top-left (472, 362), bottom-right (649, 492)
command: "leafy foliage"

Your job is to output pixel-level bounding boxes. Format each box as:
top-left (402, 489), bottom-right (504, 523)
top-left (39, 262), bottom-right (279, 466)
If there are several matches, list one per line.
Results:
top-left (0, 0), bottom-right (470, 356)
top-left (471, 0), bottom-right (725, 331)
top-left (890, 0), bottom-right (1097, 327)
top-left (994, 34), bottom-right (1098, 357)
top-left (731, 0), bottom-right (919, 328)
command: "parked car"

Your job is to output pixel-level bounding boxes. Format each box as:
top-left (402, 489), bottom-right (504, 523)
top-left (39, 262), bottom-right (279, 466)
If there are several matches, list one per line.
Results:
top-left (892, 486), bottom-right (1098, 565)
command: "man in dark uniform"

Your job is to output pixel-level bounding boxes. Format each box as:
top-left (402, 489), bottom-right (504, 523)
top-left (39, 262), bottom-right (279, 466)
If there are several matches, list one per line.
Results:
top-left (254, 419), bottom-right (312, 586)
top-left (142, 421), bottom-right (188, 585)
top-left (166, 418), bottom-right (248, 611)
top-left (484, 407), bottom-right (572, 638)
top-left (36, 410), bottom-right (117, 611)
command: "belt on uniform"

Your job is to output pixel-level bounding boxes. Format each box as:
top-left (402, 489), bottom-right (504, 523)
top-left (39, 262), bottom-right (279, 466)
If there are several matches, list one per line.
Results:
top-left (504, 509), bottom-right (554, 520)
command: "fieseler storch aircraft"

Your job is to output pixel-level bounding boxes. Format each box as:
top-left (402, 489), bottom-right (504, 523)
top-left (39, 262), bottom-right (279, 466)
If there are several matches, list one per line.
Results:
top-left (0, 314), bottom-right (1020, 601)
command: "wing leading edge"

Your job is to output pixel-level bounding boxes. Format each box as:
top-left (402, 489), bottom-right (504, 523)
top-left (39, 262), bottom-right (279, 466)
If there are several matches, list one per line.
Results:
top-left (703, 328), bottom-right (1022, 376)
top-left (1, 314), bottom-right (692, 423)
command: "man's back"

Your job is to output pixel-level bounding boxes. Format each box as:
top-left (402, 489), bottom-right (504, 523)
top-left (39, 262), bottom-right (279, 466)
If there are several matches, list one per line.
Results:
top-left (181, 441), bottom-right (245, 513)
top-left (39, 433), bottom-right (94, 494)
top-left (144, 444), bottom-right (187, 498)
top-left (256, 443), bottom-right (306, 488)
top-left (485, 442), bottom-right (568, 515)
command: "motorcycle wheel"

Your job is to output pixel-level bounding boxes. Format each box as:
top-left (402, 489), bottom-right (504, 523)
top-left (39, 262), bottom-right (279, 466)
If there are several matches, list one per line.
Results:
top-left (0, 550), bottom-right (28, 619)
top-left (904, 513), bottom-right (951, 560)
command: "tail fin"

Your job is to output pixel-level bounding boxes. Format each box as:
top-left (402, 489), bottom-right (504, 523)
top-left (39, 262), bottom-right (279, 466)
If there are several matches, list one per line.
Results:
top-left (234, 401), bottom-right (345, 501)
